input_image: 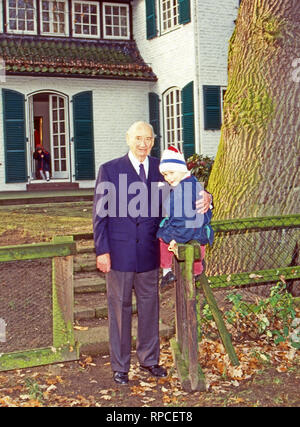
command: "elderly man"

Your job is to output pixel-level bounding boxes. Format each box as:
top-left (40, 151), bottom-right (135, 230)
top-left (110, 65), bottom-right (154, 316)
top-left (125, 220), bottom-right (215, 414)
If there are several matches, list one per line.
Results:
top-left (93, 121), bottom-right (211, 385)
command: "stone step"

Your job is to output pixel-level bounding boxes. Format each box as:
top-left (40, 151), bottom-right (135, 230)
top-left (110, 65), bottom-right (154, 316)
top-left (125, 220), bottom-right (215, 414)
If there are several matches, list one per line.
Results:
top-left (74, 293), bottom-right (137, 320)
top-left (75, 239), bottom-right (95, 254)
top-left (27, 182), bottom-right (79, 192)
top-left (74, 274), bottom-right (106, 294)
top-left (74, 254), bottom-right (97, 273)
top-left (74, 317), bottom-right (174, 356)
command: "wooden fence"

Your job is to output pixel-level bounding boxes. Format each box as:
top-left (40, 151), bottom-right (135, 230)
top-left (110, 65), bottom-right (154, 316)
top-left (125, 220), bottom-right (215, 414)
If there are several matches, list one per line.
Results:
top-left (170, 214), bottom-right (300, 391)
top-left (0, 236), bottom-right (79, 371)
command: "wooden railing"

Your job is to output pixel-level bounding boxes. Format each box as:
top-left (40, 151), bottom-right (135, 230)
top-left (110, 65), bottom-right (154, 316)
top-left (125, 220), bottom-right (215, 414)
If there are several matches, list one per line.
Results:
top-left (0, 236), bottom-right (79, 371)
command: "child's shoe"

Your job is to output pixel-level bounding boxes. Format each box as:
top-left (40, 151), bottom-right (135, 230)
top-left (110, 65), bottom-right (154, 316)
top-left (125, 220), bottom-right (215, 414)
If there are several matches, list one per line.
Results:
top-left (161, 271), bottom-right (176, 289)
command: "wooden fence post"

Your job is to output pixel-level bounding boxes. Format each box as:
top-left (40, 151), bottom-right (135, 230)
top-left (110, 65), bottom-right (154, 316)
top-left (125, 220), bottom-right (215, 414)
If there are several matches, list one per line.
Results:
top-left (170, 241), bottom-right (240, 392)
top-left (52, 236), bottom-right (76, 351)
top-left (170, 244), bottom-right (206, 392)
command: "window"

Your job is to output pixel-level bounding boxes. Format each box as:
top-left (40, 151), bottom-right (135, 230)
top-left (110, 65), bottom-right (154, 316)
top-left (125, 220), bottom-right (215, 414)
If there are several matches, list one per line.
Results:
top-left (163, 88), bottom-right (183, 152)
top-left (103, 2), bottom-right (130, 39)
top-left (72, 0), bottom-right (100, 38)
top-left (40, 0), bottom-right (69, 36)
top-left (6, 0), bottom-right (37, 34)
top-left (160, 0), bottom-right (180, 34)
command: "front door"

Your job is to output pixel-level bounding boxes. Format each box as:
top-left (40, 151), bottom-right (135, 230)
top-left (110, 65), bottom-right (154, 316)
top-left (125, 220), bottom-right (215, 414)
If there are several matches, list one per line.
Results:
top-left (49, 95), bottom-right (69, 179)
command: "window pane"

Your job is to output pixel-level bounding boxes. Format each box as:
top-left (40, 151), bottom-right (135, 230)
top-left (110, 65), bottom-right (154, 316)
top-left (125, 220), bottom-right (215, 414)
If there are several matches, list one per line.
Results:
top-left (73, 1), bottom-right (99, 37)
top-left (164, 88), bottom-right (182, 149)
top-left (104, 3), bottom-right (129, 38)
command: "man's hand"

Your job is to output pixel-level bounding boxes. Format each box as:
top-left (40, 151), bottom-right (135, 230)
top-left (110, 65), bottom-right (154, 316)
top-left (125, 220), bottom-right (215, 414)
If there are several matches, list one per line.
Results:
top-left (96, 253), bottom-right (111, 273)
top-left (196, 190), bottom-right (212, 214)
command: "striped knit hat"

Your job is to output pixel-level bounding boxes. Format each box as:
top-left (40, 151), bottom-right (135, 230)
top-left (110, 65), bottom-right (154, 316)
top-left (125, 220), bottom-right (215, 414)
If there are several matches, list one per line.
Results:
top-left (159, 146), bottom-right (188, 173)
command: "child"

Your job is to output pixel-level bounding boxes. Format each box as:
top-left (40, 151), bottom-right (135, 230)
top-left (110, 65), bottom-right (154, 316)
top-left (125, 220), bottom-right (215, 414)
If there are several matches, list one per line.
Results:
top-left (33, 145), bottom-right (51, 181)
top-left (157, 146), bottom-right (214, 288)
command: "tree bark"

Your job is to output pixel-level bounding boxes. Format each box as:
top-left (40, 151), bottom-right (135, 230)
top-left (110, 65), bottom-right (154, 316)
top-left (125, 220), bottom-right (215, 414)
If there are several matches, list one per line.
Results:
top-left (206, 0), bottom-right (300, 295)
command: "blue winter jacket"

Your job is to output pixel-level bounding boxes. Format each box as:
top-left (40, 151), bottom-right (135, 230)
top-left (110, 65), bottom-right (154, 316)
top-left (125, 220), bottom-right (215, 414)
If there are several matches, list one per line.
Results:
top-left (156, 175), bottom-right (214, 245)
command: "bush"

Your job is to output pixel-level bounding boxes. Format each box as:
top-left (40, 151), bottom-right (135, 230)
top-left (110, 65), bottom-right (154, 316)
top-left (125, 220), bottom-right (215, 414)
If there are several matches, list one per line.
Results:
top-left (200, 282), bottom-right (298, 347)
top-left (187, 153), bottom-right (214, 188)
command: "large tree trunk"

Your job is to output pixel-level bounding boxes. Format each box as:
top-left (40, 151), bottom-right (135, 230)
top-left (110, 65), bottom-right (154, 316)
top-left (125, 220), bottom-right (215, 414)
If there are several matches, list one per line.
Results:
top-left (206, 0), bottom-right (300, 295)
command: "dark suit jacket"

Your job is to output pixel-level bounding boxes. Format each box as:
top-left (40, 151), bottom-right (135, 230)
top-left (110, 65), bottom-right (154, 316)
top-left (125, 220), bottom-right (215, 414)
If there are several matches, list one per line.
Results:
top-left (93, 154), bottom-right (164, 272)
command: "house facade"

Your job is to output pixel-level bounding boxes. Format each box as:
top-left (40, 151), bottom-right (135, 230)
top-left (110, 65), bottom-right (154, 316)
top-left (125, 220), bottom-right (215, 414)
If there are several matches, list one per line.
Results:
top-left (0, 0), bottom-right (238, 192)
top-left (133, 0), bottom-right (239, 159)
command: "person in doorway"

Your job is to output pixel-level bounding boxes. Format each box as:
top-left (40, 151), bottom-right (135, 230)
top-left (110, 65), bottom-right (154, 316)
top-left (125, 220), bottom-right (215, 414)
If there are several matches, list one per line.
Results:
top-left (33, 145), bottom-right (51, 181)
top-left (93, 121), bottom-right (212, 385)
top-left (157, 146), bottom-right (214, 288)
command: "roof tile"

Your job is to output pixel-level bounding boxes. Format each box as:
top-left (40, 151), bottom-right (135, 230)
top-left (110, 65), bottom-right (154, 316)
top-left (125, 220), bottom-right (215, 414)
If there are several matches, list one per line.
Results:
top-left (0, 36), bottom-right (157, 81)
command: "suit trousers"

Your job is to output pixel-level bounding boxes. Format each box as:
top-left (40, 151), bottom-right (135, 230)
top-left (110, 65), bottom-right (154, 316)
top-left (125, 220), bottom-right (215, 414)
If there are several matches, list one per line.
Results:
top-left (106, 268), bottom-right (160, 373)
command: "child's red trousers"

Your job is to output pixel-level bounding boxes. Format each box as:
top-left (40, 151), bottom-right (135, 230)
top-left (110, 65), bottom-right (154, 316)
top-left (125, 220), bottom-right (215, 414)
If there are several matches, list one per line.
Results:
top-left (159, 239), bottom-right (205, 275)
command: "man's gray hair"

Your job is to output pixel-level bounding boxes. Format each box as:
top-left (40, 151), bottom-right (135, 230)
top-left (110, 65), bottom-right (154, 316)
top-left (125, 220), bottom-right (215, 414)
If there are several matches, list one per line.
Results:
top-left (126, 121), bottom-right (155, 138)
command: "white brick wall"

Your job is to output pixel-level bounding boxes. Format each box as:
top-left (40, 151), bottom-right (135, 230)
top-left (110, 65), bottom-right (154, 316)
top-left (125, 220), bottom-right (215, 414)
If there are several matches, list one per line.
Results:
top-left (133, 0), bottom-right (197, 151)
top-left (132, 0), bottom-right (239, 158)
top-left (0, 76), bottom-right (151, 192)
top-left (197, 0), bottom-right (238, 156)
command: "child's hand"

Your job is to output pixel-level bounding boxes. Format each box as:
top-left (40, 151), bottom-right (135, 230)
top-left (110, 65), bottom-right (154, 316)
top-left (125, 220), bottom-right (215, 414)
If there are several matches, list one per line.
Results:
top-left (168, 240), bottom-right (178, 256)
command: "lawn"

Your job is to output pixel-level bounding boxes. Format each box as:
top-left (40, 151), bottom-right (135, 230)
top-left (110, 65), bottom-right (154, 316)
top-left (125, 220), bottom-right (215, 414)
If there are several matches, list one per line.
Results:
top-left (0, 202), bottom-right (93, 246)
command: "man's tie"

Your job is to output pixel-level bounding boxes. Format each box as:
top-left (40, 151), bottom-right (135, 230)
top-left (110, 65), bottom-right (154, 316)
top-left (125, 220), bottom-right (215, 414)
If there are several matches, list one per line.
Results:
top-left (139, 163), bottom-right (147, 184)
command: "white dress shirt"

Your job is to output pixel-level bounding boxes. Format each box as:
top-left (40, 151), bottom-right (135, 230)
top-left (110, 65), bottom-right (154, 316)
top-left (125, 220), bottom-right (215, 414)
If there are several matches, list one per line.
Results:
top-left (128, 150), bottom-right (149, 179)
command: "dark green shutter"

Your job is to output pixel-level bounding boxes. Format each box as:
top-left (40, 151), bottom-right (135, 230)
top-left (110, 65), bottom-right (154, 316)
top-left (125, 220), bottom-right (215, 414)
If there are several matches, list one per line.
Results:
top-left (2, 89), bottom-right (27, 183)
top-left (72, 91), bottom-right (95, 180)
top-left (149, 92), bottom-right (160, 158)
top-left (182, 81), bottom-right (195, 159)
top-left (145, 0), bottom-right (157, 39)
top-left (203, 86), bottom-right (221, 130)
top-left (178, 0), bottom-right (191, 25)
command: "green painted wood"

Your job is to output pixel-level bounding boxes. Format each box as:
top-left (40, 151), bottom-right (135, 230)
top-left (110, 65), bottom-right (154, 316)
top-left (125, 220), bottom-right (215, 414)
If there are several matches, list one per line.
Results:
top-left (73, 91), bottom-right (95, 180)
top-left (182, 81), bottom-right (195, 159)
top-left (197, 273), bottom-right (240, 366)
top-left (2, 89), bottom-right (27, 183)
top-left (0, 346), bottom-right (79, 371)
top-left (149, 92), bottom-right (161, 159)
top-left (211, 214), bottom-right (300, 233)
top-left (178, 0), bottom-right (191, 24)
top-left (206, 266), bottom-right (300, 289)
top-left (0, 241), bottom-right (77, 262)
top-left (145, 0), bottom-right (157, 39)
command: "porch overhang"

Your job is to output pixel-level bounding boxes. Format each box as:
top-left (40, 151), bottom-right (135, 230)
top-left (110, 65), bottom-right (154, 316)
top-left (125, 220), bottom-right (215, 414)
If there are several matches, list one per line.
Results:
top-left (0, 35), bottom-right (157, 82)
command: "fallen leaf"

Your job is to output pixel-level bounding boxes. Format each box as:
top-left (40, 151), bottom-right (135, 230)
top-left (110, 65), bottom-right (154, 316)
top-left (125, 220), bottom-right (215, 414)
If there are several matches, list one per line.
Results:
top-left (249, 274), bottom-right (263, 279)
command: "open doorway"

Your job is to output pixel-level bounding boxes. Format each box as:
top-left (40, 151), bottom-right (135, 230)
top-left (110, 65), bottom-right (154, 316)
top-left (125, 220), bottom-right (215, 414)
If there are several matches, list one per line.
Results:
top-left (29, 92), bottom-right (70, 181)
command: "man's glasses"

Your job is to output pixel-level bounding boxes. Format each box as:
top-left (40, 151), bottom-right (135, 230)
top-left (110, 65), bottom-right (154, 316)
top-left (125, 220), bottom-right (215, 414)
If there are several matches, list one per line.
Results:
top-left (134, 136), bottom-right (154, 145)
